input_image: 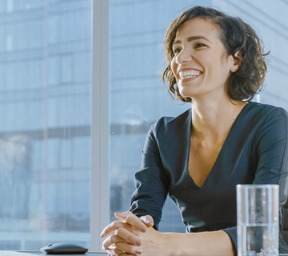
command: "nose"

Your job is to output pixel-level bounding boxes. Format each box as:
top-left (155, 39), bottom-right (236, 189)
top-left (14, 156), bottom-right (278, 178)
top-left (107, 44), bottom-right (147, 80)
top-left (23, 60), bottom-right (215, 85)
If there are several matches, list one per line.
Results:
top-left (175, 48), bottom-right (191, 64)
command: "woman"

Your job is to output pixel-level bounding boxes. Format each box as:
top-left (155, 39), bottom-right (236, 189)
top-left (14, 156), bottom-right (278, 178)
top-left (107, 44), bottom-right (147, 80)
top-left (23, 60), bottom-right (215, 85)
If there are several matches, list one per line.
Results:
top-left (101, 6), bottom-right (288, 256)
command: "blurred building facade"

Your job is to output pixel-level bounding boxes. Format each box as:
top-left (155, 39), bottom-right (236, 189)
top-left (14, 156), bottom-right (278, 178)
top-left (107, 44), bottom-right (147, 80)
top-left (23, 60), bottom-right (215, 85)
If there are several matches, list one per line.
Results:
top-left (0, 0), bottom-right (92, 249)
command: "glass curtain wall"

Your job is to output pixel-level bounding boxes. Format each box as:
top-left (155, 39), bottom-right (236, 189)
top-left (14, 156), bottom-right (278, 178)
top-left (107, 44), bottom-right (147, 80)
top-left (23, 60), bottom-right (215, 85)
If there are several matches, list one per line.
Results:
top-left (0, 0), bottom-right (92, 250)
top-left (109, 0), bottom-right (288, 232)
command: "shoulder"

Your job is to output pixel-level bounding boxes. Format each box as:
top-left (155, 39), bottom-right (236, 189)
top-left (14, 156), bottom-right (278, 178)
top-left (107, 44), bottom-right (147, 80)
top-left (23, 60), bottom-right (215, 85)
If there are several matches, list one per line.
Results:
top-left (150, 108), bottom-right (191, 136)
top-left (242, 102), bottom-right (288, 143)
top-left (247, 101), bottom-right (287, 114)
top-left (245, 102), bottom-right (288, 123)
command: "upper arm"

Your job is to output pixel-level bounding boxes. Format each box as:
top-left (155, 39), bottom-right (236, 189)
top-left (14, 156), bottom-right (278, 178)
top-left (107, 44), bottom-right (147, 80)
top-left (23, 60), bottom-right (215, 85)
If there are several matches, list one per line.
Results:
top-left (253, 108), bottom-right (288, 204)
top-left (130, 125), bottom-right (169, 229)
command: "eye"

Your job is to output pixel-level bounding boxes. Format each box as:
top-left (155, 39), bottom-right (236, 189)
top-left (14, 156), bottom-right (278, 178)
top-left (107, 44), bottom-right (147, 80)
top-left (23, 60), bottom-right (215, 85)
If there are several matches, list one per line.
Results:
top-left (194, 43), bottom-right (206, 49)
top-left (172, 47), bottom-right (182, 55)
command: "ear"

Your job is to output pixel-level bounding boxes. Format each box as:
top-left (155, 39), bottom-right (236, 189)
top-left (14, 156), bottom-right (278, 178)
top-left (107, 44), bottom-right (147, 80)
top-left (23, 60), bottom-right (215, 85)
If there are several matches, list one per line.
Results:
top-left (230, 51), bottom-right (242, 72)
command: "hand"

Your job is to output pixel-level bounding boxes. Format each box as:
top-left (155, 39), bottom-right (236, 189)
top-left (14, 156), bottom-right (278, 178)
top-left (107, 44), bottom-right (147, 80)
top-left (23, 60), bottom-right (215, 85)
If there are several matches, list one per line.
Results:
top-left (100, 212), bottom-right (154, 255)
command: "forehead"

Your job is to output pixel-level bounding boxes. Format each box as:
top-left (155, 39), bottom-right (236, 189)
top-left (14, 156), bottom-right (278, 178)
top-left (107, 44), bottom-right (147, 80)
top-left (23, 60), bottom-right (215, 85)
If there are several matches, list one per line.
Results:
top-left (174, 17), bottom-right (221, 42)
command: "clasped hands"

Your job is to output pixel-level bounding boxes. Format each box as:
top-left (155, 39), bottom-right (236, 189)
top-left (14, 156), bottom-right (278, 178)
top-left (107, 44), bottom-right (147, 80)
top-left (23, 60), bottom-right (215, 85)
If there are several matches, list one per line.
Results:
top-left (100, 212), bottom-right (154, 255)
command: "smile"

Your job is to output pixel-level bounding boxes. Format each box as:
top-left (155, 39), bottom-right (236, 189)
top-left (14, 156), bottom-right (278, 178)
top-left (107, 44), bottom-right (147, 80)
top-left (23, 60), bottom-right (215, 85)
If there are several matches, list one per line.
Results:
top-left (179, 70), bottom-right (202, 79)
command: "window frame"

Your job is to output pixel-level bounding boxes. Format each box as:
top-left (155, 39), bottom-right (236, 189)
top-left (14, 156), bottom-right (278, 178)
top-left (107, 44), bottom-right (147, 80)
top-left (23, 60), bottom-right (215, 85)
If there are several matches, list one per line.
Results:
top-left (91, 0), bottom-right (109, 251)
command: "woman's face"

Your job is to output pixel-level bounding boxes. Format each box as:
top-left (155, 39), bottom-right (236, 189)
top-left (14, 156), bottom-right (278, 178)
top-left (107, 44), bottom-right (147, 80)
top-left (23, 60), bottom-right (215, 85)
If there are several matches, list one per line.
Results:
top-left (170, 17), bottom-right (236, 100)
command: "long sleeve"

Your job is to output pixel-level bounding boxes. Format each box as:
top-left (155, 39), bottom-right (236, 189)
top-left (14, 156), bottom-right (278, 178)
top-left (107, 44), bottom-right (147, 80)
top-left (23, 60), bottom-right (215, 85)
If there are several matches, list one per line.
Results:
top-left (130, 123), bottom-right (170, 229)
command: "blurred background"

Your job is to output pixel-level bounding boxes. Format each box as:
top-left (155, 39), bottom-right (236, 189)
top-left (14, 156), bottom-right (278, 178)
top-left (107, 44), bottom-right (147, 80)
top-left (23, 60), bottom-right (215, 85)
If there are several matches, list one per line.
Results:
top-left (0, 0), bottom-right (287, 251)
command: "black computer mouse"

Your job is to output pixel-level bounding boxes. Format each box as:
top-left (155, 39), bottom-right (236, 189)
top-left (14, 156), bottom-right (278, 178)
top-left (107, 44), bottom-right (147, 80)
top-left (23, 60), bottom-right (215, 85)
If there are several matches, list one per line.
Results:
top-left (41, 242), bottom-right (88, 254)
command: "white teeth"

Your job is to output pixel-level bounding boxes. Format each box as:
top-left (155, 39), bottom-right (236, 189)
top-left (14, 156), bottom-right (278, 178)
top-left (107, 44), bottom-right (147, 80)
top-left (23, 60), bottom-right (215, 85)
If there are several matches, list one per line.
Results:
top-left (179, 70), bottom-right (201, 79)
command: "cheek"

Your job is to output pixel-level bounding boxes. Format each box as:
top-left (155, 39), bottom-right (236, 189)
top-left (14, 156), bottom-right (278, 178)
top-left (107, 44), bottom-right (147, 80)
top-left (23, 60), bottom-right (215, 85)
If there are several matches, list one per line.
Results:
top-left (220, 53), bottom-right (234, 69)
top-left (170, 58), bottom-right (178, 76)
top-left (209, 55), bottom-right (231, 75)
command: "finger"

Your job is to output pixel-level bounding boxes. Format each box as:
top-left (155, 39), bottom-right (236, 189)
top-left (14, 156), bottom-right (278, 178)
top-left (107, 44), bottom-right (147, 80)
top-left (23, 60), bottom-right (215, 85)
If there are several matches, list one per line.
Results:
top-left (106, 249), bottom-right (117, 256)
top-left (114, 211), bottom-right (133, 220)
top-left (111, 243), bottom-right (142, 256)
top-left (113, 249), bottom-right (139, 256)
top-left (100, 220), bottom-right (125, 238)
top-left (115, 227), bottom-right (141, 246)
top-left (124, 214), bottom-right (147, 232)
top-left (111, 249), bottom-right (135, 256)
top-left (115, 212), bottom-right (147, 233)
top-left (106, 244), bottom-right (134, 256)
top-left (140, 215), bottom-right (154, 227)
top-left (105, 244), bottom-right (116, 255)
top-left (102, 233), bottom-right (129, 251)
top-left (113, 248), bottom-right (135, 256)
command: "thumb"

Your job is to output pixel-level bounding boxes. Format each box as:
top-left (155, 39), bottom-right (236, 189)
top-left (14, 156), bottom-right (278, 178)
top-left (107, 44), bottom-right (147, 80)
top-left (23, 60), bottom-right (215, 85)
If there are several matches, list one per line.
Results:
top-left (140, 215), bottom-right (154, 227)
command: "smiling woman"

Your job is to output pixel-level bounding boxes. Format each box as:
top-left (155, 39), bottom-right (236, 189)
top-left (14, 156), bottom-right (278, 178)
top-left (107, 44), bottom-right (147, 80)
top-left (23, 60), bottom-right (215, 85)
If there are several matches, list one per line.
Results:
top-left (102, 5), bottom-right (288, 256)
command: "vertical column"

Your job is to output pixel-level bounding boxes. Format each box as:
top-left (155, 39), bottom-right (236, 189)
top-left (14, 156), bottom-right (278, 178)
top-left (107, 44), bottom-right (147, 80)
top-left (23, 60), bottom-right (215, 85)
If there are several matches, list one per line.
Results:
top-left (91, 0), bottom-right (109, 251)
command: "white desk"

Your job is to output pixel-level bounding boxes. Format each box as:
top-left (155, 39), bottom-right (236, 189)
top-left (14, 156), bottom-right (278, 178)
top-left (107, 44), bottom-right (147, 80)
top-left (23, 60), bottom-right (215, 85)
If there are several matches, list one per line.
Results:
top-left (0, 251), bottom-right (107, 256)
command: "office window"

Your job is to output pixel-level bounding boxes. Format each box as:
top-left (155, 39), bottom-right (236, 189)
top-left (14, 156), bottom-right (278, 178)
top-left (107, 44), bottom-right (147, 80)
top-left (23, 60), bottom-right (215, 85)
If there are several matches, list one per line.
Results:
top-left (0, 0), bottom-right (92, 250)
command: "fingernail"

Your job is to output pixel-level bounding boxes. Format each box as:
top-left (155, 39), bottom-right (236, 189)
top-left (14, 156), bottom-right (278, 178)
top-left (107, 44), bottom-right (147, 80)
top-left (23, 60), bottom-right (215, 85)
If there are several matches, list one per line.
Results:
top-left (140, 216), bottom-right (150, 224)
top-left (136, 249), bottom-right (142, 254)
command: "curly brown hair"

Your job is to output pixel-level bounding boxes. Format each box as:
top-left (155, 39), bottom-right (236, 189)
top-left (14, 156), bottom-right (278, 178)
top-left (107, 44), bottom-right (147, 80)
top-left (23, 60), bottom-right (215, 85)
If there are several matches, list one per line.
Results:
top-left (162, 6), bottom-right (268, 102)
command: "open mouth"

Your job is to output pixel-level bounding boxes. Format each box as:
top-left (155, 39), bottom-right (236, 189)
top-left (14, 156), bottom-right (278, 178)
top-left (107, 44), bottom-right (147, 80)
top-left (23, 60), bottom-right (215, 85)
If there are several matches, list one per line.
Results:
top-left (179, 70), bottom-right (202, 80)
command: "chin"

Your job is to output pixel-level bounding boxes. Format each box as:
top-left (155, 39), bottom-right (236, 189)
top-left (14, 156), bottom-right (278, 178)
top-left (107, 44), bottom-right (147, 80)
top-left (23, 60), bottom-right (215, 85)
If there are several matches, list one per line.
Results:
top-left (179, 89), bottom-right (198, 99)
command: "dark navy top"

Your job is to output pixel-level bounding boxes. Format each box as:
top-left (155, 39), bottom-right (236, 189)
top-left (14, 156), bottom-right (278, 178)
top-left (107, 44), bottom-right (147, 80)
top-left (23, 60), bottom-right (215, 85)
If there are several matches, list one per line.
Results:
top-left (130, 102), bottom-right (288, 252)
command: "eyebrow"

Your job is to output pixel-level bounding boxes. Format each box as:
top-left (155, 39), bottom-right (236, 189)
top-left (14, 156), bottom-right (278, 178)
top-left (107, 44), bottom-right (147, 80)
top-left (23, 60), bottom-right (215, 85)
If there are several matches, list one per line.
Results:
top-left (173, 35), bottom-right (211, 45)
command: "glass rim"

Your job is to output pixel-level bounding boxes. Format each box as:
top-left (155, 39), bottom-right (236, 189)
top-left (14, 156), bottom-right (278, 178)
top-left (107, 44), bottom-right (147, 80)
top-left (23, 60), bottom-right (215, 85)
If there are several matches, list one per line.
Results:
top-left (236, 184), bottom-right (279, 189)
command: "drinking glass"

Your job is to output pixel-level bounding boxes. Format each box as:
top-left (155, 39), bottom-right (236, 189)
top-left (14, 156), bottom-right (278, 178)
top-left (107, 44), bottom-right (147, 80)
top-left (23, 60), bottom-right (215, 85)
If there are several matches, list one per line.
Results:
top-left (237, 184), bottom-right (279, 256)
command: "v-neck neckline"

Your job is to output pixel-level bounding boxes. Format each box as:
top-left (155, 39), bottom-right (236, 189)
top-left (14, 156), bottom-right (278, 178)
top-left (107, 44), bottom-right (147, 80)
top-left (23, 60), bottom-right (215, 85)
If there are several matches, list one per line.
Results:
top-left (186, 102), bottom-right (251, 189)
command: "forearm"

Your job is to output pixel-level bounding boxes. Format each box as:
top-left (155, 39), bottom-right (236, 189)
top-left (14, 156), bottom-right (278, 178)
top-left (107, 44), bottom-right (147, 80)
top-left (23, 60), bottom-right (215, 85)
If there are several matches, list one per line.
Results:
top-left (145, 229), bottom-right (235, 256)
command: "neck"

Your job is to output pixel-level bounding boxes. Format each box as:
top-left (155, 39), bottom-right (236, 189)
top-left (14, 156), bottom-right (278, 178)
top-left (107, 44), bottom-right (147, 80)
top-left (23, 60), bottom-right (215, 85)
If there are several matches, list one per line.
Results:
top-left (191, 98), bottom-right (247, 140)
